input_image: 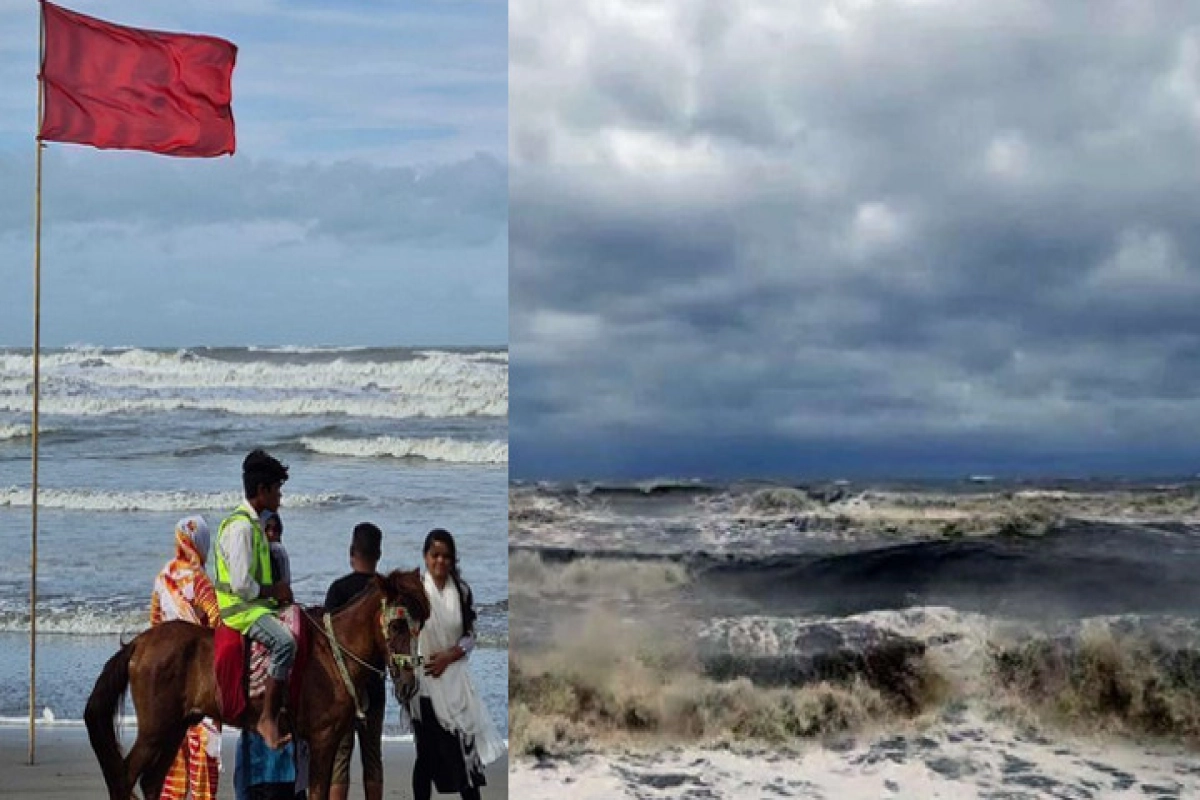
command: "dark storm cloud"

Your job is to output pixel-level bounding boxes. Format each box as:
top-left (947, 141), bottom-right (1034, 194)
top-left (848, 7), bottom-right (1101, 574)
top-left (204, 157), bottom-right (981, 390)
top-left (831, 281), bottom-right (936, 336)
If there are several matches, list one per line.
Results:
top-left (511, 0), bottom-right (1200, 478)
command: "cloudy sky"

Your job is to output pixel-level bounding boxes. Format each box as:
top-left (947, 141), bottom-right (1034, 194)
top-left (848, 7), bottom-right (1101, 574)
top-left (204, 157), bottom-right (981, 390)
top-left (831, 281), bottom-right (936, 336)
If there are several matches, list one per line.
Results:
top-left (511, 0), bottom-right (1200, 479)
top-left (0, 0), bottom-right (506, 346)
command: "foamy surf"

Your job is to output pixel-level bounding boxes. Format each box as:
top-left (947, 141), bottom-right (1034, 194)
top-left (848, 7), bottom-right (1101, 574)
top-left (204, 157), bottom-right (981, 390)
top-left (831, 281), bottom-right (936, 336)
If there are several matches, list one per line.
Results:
top-left (0, 604), bottom-right (148, 635)
top-left (0, 487), bottom-right (362, 511)
top-left (300, 435), bottom-right (507, 464)
top-left (512, 714), bottom-right (1200, 799)
top-left (0, 425), bottom-right (37, 441)
top-left (511, 479), bottom-right (1200, 797)
top-left (0, 346), bottom-right (507, 419)
top-left (0, 392), bottom-right (507, 419)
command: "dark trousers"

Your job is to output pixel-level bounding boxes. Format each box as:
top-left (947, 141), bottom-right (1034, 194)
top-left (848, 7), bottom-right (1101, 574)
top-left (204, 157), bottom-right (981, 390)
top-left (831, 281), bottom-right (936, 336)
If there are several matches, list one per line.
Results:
top-left (411, 698), bottom-right (484, 800)
top-left (412, 754), bottom-right (481, 800)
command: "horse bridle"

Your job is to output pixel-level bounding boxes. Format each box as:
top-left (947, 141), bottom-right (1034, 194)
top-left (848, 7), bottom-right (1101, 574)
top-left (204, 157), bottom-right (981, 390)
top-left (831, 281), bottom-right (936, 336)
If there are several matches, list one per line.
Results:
top-left (303, 602), bottom-right (423, 719)
top-left (379, 599), bottom-right (423, 671)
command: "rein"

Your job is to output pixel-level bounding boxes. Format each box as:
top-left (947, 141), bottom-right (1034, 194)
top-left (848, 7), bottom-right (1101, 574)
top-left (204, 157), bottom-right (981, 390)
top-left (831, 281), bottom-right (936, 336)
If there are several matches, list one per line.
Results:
top-left (299, 600), bottom-right (422, 720)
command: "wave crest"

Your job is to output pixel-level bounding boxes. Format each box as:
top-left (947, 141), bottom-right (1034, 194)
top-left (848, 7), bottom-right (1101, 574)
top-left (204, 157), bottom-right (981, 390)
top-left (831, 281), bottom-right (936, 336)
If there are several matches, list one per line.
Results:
top-left (0, 487), bottom-right (362, 512)
top-left (989, 618), bottom-right (1200, 739)
top-left (301, 435), bottom-right (507, 464)
top-left (0, 347), bottom-right (507, 419)
top-left (509, 610), bottom-right (946, 756)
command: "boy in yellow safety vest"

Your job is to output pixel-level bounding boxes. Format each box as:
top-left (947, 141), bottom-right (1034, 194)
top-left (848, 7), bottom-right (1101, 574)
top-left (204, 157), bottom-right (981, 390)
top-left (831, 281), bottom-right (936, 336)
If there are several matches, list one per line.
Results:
top-left (214, 449), bottom-right (296, 749)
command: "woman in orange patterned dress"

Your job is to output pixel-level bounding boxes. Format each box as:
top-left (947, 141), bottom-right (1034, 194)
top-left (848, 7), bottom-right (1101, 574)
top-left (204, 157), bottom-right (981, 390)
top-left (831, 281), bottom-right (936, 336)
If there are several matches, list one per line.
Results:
top-left (150, 515), bottom-right (222, 800)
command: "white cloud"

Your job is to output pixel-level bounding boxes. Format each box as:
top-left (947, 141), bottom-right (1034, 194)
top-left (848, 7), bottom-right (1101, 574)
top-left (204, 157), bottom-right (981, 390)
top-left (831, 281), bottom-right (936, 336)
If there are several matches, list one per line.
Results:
top-left (0, 0), bottom-right (506, 346)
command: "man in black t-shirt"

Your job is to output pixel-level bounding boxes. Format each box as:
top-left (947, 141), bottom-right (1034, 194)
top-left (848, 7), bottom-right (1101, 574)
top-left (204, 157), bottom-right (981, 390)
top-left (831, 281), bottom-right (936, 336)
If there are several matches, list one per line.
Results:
top-left (324, 523), bottom-right (385, 800)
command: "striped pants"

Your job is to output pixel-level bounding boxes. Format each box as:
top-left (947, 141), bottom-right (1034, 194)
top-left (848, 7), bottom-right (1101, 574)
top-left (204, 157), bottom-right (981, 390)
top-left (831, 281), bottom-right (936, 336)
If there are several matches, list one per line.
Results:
top-left (160, 718), bottom-right (220, 800)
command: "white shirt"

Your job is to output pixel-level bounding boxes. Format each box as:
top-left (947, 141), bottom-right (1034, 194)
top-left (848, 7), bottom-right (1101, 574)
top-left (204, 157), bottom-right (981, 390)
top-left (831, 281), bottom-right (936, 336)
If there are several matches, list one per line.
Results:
top-left (217, 501), bottom-right (261, 601)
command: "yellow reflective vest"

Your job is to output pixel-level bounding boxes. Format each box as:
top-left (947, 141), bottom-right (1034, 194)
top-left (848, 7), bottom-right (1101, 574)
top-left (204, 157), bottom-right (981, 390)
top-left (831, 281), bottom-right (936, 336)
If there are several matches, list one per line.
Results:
top-left (213, 506), bottom-right (275, 632)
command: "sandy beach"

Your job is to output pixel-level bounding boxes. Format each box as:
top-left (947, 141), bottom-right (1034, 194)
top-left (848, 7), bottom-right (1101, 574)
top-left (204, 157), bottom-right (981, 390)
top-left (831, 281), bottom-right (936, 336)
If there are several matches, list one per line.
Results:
top-left (0, 725), bottom-right (508, 799)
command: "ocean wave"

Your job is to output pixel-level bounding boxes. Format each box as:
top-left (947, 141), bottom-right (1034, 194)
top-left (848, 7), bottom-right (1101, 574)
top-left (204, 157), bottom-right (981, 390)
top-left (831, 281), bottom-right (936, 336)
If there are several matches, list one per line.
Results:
top-left (0, 607), bottom-right (509, 647)
top-left (512, 483), bottom-right (1200, 547)
top-left (300, 435), bottom-right (507, 464)
top-left (988, 616), bottom-right (1200, 740)
top-left (0, 715), bottom-right (86, 727)
top-left (511, 605), bottom-right (1200, 755)
top-left (0, 347), bottom-right (507, 419)
top-left (0, 487), bottom-right (363, 512)
top-left (0, 607), bottom-right (147, 635)
top-left (0, 393), bottom-right (507, 420)
top-left (0, 714), bottom-right (415, 743)
top-left (513, 520), bottom-right (1200, 619)
top-left (0, 425), bottom-right (33, 442)
top-left (510, 608), bottom-right (945, 756)
top-left (244, 345), bottom-right (372, 355)
top-left (576, 478), bottom-right (714, 497)
top-left (509, 551), bottom-right (688, 600)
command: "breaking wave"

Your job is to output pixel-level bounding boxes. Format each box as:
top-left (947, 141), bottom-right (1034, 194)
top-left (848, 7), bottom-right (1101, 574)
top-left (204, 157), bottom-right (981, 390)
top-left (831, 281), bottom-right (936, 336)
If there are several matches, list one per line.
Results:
top-left (509, 608), bottom-right (948, 756)
top-left (510, 606), bottom-right (1200, 756)
top-left (509, 551), bottom-right (689, 600)
top-left (0, 425), bottom-right (33, 442)
top-left (0, 346), bottom-right (507, 419)
top-left (300, 435), bottom-right (507, 464)
top-left (0, 487), bottom-right (363, 512)
top-left (0, 607), bottom-right (148, 636)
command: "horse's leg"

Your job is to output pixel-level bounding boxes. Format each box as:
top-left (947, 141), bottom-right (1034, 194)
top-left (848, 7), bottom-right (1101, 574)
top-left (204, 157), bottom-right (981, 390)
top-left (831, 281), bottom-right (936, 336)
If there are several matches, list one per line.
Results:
top-left (137, 725), bottom-right (188, 800)
top-left (306, 738), bottom-right (331, 800)
top-left (122, 734), bottom-right (161, 798)
top-left (125, 623), bottom-right (211, 799)
top-left (306, 725), bottom-right (349, 800)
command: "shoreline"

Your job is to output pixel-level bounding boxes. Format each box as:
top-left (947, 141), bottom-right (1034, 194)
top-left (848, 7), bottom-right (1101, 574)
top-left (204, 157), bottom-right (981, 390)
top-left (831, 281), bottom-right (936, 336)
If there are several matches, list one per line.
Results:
top-left (0, 724), bottom-right (508, 799)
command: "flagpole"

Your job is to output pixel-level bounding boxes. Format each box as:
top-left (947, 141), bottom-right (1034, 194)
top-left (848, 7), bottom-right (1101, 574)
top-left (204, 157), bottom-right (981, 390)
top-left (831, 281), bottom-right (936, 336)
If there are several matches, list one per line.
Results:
top-left (29, 1), bottom-right (45, 767)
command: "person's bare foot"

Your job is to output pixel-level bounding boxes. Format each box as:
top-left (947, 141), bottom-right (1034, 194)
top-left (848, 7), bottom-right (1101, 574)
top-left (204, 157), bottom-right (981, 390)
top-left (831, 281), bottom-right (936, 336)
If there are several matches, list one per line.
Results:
top-left (256, 716), bottom-right (292, 749)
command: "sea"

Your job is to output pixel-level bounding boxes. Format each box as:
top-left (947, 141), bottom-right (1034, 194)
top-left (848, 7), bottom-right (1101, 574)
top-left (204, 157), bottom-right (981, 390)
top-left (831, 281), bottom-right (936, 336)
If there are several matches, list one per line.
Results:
top-left (0, 345), bottom-right (508, 739)
top-left (510, 478), bottom-right (1200, 798)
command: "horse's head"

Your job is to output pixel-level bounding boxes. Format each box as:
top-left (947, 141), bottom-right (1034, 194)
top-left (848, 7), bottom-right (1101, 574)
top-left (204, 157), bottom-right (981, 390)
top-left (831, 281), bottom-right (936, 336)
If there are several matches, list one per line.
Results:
top-left (374, 568), bottom-right (430, 703)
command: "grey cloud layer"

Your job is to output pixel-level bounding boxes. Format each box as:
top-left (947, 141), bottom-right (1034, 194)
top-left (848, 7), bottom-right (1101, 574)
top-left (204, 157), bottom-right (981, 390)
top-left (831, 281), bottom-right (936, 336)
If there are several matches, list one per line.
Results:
top-left (0, 0), bottom-right (507, 346)
top-left (511, 0), bottom-right (1200, 477)
top-left (0, 152), bottom-right (505, 247)
top-left (0, 151), bottom-right (507, 346)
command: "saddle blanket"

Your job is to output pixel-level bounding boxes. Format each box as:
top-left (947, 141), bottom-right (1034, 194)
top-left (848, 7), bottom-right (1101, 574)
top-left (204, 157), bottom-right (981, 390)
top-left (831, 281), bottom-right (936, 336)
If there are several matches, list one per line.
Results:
top-left (214, 605), bottom-right (309, 722)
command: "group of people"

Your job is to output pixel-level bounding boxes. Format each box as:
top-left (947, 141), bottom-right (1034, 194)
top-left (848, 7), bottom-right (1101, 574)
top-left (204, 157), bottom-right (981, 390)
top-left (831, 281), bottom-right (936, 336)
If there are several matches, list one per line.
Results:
top-left (149, 449), bottom-right (503, 800)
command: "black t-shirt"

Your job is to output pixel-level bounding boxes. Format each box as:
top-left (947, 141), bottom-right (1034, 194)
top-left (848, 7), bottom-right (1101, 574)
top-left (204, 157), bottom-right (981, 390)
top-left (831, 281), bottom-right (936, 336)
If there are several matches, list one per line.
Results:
top-left (324, 571), bottom-right (385, 709)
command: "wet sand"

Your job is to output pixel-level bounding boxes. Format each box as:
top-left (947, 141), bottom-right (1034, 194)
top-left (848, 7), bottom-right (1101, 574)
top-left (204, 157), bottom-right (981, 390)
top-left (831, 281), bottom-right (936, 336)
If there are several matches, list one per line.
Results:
top-left (0, 725), bottom-right (508, 799)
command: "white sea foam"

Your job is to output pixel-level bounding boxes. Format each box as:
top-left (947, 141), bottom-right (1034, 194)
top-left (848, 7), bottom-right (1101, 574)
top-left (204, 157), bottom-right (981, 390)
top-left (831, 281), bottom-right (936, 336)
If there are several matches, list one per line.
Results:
top-left (301, 436), bottom-right (507, 464)
top-left (0, 487), bottom-right (359, 512)
top-left (0, 608), bottom-right (147, 636)
top-left (0, 425), bottom-right (34, 441)
top-left (0, 347), bottom-right (507, 418)
top-left (0, 394), bottom-right (507, 419)
top-left (0, 715), bottom-right (85, 727)
top-left (510, 720), bottom-right (1200, 799)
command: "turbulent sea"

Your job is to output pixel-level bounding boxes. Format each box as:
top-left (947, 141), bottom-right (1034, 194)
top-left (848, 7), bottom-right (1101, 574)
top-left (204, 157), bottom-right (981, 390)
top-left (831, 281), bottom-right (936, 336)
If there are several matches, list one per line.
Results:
top-left (509, 478), bottom-right (1200, 798)
top-left (0, 346), bottom-right (508, 737)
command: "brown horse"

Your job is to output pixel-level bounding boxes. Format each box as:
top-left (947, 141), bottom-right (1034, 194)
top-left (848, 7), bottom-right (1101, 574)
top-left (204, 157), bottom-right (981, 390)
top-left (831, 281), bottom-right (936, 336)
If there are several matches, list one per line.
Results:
top-left (84, 569), bottom-right (430, 800)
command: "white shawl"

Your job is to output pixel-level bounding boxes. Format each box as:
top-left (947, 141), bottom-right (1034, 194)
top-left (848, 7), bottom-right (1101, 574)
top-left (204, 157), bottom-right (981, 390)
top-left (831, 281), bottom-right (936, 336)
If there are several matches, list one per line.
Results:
top-left (414, 571), bottom-right (506, 768)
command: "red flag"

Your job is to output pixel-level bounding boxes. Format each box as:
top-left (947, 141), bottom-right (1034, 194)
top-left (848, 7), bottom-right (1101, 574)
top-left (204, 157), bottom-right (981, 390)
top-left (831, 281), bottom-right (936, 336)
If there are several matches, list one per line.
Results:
top-left (39, 2), bottom-right (237, 157)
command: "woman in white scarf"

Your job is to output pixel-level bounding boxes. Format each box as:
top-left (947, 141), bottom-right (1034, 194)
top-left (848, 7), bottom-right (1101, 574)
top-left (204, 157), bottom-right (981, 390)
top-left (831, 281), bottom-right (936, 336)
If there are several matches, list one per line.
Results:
top-left (410, 529), bottom-right (505, 800)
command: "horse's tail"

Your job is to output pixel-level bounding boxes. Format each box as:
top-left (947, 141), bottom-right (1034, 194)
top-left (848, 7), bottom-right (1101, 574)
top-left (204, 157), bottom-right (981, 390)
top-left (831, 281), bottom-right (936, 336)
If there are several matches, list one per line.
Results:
top-left (84, 640), bottom-right (134, 800)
